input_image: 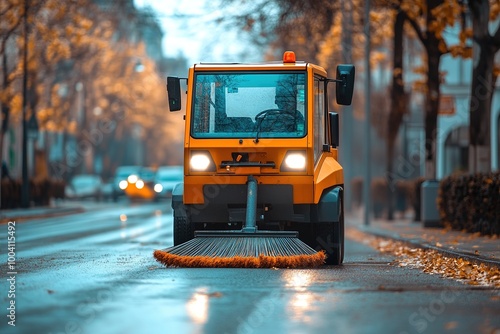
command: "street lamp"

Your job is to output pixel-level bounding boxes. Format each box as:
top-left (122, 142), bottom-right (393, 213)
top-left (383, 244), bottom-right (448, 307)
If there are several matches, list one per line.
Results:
top-left (363, 0), bottom-right (372, 226)
top-left (21, 0), bottom-right (29, 208)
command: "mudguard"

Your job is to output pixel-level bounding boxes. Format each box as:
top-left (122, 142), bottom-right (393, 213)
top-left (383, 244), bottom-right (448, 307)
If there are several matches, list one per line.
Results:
top-left (171, 182), bottom-right (184, 211)
top-left (316, 186), bottom-right (342, 223)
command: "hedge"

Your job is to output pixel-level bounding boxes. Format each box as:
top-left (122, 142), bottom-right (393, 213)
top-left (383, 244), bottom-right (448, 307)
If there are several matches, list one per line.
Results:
top-left (1, 178), bottom-right (66, 209)
top-left (438, 171), bottom-right (500, 235)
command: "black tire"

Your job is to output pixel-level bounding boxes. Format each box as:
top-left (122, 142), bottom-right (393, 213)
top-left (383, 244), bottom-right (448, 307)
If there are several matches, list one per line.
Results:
top-left (297, 196), bottom-right (344, 265)
top-left (327, 197), bottom-right (344, 265)
top-left (173, 214), bottom-right (194, 246)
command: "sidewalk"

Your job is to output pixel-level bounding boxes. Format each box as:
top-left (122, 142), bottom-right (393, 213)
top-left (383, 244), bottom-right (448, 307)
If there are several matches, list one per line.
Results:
top-left (349, 214), bottom-right (500, 268)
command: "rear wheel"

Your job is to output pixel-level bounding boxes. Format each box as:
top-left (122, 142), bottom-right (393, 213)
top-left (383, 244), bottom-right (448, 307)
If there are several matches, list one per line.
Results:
top-left (173, 214), bottom-right (194, 246)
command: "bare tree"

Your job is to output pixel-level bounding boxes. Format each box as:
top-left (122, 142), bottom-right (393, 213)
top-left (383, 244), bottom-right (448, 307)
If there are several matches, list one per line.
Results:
top-left (387, 8), bottom-right (408, 220)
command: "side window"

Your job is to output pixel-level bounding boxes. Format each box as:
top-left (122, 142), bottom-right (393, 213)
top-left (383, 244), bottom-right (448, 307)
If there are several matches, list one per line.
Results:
top-left (313, 76), bottom-right (325, 163)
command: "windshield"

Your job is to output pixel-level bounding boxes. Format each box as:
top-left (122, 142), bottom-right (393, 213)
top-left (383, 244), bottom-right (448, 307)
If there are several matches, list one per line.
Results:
top-left (191, 72), bottom-right (306, 139)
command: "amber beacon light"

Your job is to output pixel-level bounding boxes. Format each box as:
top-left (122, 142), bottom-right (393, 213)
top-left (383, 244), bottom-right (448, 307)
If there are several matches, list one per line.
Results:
top-left (283, 51), bottom-right (296, 63)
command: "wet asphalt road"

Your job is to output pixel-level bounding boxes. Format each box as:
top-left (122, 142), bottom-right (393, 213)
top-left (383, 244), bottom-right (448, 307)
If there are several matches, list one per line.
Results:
top-left (1, 200), bottom-right (499, 334)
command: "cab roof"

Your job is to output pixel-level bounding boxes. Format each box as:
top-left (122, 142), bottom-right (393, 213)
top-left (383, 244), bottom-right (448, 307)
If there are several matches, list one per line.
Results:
top-left (192, 61), bottom-right (326, 75)
top-left (191, 52), bottom-right (327, 75)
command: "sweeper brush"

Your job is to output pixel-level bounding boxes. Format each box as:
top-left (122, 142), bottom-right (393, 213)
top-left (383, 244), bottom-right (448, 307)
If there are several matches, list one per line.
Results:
top-left (154, 176), bottom-right (326, 268)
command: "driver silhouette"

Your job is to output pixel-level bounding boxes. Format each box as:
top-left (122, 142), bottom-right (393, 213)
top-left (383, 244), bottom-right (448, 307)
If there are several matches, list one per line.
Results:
top-left (274, 87), bottom-right (304, 127)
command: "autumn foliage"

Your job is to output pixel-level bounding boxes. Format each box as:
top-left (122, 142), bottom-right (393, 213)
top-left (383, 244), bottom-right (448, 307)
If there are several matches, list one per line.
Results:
top-left (1, 0), bottom-right (173, 178)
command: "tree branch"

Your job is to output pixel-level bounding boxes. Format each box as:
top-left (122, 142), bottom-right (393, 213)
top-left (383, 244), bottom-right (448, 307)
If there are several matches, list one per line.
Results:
top-left (403, 13), bottom-right (426, 44)
top-left (492, 21), bottom-right (500, 50)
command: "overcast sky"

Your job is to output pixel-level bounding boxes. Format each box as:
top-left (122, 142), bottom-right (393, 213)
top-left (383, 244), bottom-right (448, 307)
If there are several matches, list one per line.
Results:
top-left (134, 0), bottom-right (241, 65)
top-left (134, 0), bottom-right (265, 67)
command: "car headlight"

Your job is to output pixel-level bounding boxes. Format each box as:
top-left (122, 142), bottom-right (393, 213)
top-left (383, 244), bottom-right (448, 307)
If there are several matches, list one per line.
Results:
top-left (190, 151), bottom-right (216, 172)
top-left (136, 179), bottom-right (144, 189)
top-left (128, 174), bottom-right (138, 183)
top-left (154, 184), bottom-right (163, 193)
top-left (281, 151), bottom-right (306, 171)
top-left (119, 180), bottom-right (128, 190)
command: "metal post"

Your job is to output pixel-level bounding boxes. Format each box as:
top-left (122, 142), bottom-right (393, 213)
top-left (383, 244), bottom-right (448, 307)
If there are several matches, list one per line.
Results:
top-left (21, 0), bottom-right (29, 208)
top-left (243, 175), bottom-right (258, 233)
top-left (341, 0), bottom-right (354, 213)
top-left (363, 0), bottom-right (371, 226)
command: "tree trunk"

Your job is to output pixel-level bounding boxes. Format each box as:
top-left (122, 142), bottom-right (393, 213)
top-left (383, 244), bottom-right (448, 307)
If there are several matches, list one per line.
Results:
top-left (1, 40), bottom-right (11, 208)
top-left (387, 10), bottom-right (406, 220)
top-left (469, 42), bottom-right (495, 173)
top-left (403, 0), bottom-right (444, 180)
top-left (423, 30), bottom-right (442, 180)
top-left (468, 0), bottom-right (499, 173)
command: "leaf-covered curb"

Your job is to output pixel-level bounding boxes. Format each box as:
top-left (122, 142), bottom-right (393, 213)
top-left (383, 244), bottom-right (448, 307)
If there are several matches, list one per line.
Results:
top-left (347, 228), bottom-right (500, 288)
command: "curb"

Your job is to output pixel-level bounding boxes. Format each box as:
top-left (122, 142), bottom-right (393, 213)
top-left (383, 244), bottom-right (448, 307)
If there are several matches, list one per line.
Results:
top-left (358, 226), bottom-right (500, 269)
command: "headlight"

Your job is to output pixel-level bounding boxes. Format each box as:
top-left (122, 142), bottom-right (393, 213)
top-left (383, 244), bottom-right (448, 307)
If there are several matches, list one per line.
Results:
top-left (190, 151), bottom-right (215, 172)
top-left (128, 174), bottom-right (138, 183)
top-left (281, 152), bottom-right (306, 171)
top-left (119, 180), bottom-right (128, 190)
top-left (154, 184), bottom-right (163, 193)
top-left (136, 179), bottom-right (144, 189)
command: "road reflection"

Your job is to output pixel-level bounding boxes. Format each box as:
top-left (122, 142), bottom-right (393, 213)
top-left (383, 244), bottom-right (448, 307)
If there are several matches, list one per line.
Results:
top-left (154, 210), bottom-right (163, 228)
top-left (282, 271), bottom-right (318, 323)
top-left (186, 287), bottom-right (209, 325)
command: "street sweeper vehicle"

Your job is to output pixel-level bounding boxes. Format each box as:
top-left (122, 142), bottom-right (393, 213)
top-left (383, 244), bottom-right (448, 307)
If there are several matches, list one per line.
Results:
top-left (154, 51), bottom-right (354, 268)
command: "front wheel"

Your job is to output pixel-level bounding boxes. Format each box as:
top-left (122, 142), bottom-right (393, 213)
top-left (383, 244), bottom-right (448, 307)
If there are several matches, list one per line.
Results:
top-left (296, 197), bottom-right (344, 265)
top-left (173, 213), bottom-right (194, 246)
top-left (326, 197), bottom-right (344, 265)
top-left (315, 221), bottom-right (344, 265)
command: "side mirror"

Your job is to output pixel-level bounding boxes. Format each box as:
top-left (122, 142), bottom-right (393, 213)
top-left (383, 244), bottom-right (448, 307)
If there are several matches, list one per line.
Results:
top-left (329, 112), bottom-right (339, 148)
top-left (167, 76), bottom-right (181, 112)
top-left (335, 65), bottom-right (355, 106)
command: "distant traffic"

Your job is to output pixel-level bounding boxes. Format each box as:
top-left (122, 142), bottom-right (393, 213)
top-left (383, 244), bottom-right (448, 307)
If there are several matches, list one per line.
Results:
top-left (65, 165), bottom-right (183, 202)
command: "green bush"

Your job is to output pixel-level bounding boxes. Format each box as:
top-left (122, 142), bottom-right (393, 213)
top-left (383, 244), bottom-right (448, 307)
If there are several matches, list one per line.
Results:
top-left (438, 172), bottom-right (500, 235)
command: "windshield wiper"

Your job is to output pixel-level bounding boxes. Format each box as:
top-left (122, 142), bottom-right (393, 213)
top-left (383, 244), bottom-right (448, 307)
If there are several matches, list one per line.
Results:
top-left (253, 109), bottom-right (279, 143)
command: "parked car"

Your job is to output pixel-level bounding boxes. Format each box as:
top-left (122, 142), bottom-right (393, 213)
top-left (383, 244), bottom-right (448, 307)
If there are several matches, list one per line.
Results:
top-left (153, 165), bottom-right (183, 199)
top-left (112, 165), bottom-right (142, 201)
top-left (100, 180), bottom-right (114, 201)
top-left (65, 174), bottom-right (103, 200)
